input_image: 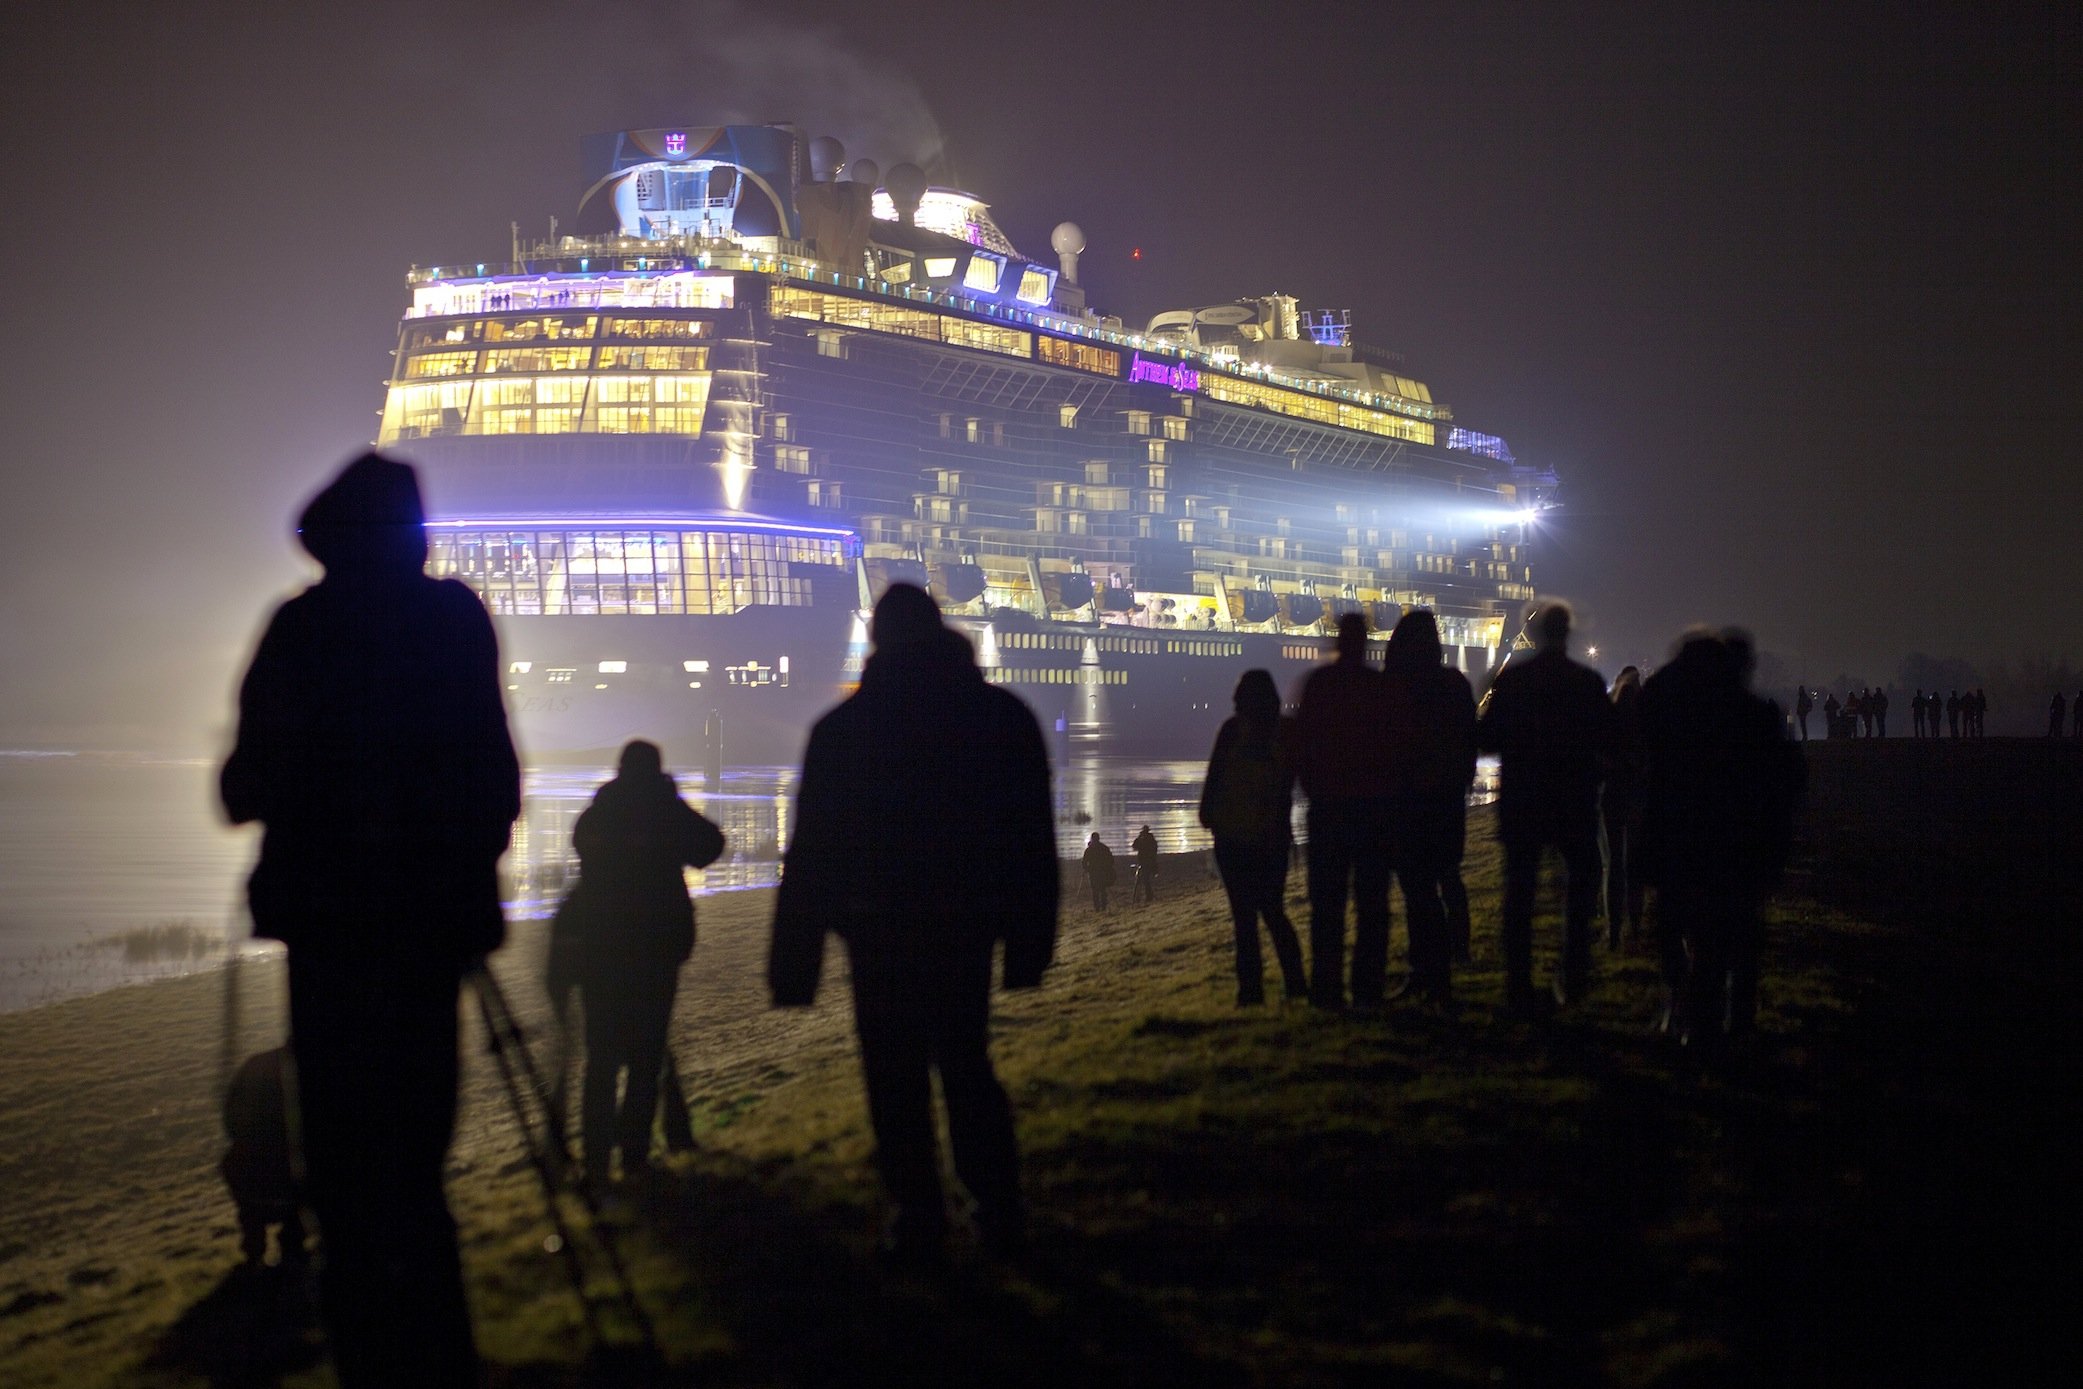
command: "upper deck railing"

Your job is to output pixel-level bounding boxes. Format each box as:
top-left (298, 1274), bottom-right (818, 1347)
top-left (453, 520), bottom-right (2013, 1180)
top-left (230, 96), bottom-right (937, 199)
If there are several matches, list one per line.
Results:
top-left (406, 234), bottom-right (1451, 426)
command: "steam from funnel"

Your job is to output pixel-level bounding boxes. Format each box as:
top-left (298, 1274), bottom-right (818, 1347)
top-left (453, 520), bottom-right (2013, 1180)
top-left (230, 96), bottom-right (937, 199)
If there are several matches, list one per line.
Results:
top-left (884, 162), bottom-right (926, 225)
top-left (1051, 221), bottom-right (1086, 285)
top-left (808, 135), bottom-right (845, 182)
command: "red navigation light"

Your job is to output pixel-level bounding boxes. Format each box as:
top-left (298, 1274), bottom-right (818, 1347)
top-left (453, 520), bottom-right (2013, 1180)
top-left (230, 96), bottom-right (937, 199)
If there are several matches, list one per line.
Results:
top-left (1131, 247), bottom-right (1142, 260)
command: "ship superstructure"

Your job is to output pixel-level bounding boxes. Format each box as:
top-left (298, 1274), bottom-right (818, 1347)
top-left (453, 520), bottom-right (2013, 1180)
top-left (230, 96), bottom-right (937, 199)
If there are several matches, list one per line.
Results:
top-left (377, 124), bottom-right (1554, 764)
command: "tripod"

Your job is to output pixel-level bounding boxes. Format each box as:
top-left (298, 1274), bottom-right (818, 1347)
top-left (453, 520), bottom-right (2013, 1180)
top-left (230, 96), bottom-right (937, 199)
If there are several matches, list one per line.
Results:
top-left (468, 964), bottom-right (658, 1359)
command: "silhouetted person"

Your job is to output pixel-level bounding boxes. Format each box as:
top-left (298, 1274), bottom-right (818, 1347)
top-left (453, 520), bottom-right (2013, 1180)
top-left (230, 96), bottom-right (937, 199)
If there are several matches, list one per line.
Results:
top-left (1638, 630), bottom-right (1803, 1052)
top-left (1602, 665), bottom-right (1649, 948)
top-left (221, 1045), bottom-right (308, 1270)
top-left (1083, 832), bottom-right (1117, 911)
top-left (1969, 688), bottom-right (1987, 737)
top-left (1873, 687), bottom-right (1889, 737)
top-left (1293, 613), bottom-right (1394, 1009)
top-left (2051, 692), bottom-right (2068, 738)
top-left (1200, 669), bottom-right (1306, 1004)
top-left (221, 453), bottom-right (518, 1387)
top-left (1795, 684), bottom-right (1813, 740)
top-left (1131, 824), bottom-right (1159, 903)
top-left (2073, 692), bottom-right (2082, 738)
top-left (1912, 690), bottom-right (1927, 739)
top-left (570, 740), bottom-right (724, 1188)
top-left (1947, 690), bottom-right (1962, 738)
top-left (769, 585), bottom-right (1056, 1260)
top-left (1381, 610), bottom-right (1478, 1005)
top-left (1477, 601), bottom-right (1614, 1015)
top-left (1823, 692), bottom-right (1842, 738)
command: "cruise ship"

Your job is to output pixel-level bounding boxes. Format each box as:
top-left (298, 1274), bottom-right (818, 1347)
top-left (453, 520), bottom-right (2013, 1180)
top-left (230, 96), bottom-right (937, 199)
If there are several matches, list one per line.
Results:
top-left (377, 124), bottom-right (1554, 765)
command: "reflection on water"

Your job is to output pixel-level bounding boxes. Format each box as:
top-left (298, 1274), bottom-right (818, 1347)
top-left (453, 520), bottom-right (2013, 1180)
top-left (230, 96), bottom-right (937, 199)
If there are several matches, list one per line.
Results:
top-left (509, 756), bottom-right (1500, 920)
top-left (0, 750), bottom-right (1500, 1011)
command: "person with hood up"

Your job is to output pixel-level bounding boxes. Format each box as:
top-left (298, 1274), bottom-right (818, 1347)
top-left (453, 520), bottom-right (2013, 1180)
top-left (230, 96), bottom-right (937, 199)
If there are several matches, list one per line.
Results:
top-left (1199, 669), bottom-right (1306, 1004)
top-left (221, 453), bottom-right (518, 1386)
top-left (1380, 611), bottom-right (1477, 1004)
top-left (568, 740), bottom-right (724, 1188)
top-left (769, 585), bottom-right (1057, 1262)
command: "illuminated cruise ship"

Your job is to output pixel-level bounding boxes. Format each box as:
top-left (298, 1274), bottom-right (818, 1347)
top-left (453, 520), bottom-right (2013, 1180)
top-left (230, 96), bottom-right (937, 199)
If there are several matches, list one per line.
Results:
top-left (377, 124), bottom-right (1554, 765)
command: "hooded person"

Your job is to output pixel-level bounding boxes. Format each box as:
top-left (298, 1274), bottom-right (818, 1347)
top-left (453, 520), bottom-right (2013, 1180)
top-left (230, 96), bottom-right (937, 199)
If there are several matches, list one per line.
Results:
top-left (768, 584), bottom-right (1057, 1261)
top-left (1381, 610), bottom-right (1478, 1003)
top-left (1199, 668), bottom-right (1307, 1004)
top-left (220, 453), bottom-right (519, 1387)
top-left (569, 740), bottom-right (725, 1187)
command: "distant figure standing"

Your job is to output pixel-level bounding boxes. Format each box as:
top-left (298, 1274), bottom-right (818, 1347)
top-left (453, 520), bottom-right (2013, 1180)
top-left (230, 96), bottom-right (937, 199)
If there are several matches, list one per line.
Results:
top-left (1131, 825), bottom-right (1159, 903)
top-left (1293, 613), bottom-right (1394, 1009)
top-left (1476, 602), bottom-right (1615, 1015)
top-left (1911, 690), bottom-right (1927, 739)
top-left (1638, 630), bottom-right (1803, 1051)
top-left (1971, 688), bottom-right (1988, 737)
top-left (1199, 669), bottom-right (1306, 1004)
top-left (1083, 832), bottom-right (1117, 911)
top-left (221, 454), bottom-right (519, 1386)
top-left (2051, 692), bottom-right (2069, 738)
top-left (1794, 685), bottom-right (1813, 741)
top-left (1602, 666), bottom-right (1649, 948)
top-left (1823, 692), bottom-right (1842, 738)
top-left (1947, 690), bottom-right (1962, 738)
top-left (1872, 687), bottom-right (1889, 738)
top-left (769, 585), bottom-right (1057, 1261)
top-left (569, 741), bottom-right (724, 1188)
top-left (1381, 610), bottom-right (1477, 1004)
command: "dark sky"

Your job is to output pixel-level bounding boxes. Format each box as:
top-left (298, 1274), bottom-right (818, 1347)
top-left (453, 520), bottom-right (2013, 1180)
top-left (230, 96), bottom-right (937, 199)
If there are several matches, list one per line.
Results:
top-left (2, 0), bottom-right (2074, 749)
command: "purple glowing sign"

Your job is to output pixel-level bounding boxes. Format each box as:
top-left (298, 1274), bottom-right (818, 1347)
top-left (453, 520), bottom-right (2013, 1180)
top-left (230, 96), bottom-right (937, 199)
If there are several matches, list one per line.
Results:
top-left (1128, 353), bottom-right (1200, 391)
top-left (664, 131), bottom-right (687, 156)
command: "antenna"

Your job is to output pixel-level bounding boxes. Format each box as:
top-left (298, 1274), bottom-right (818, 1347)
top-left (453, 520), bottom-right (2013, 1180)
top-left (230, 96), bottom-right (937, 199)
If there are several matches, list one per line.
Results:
top-left (511, 221), bottom-right (520, 263)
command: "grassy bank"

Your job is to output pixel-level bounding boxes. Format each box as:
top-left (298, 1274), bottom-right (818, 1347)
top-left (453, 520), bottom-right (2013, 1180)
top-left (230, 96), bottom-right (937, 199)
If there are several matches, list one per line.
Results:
top-left (2, 741), bottom-right (2074, 1386)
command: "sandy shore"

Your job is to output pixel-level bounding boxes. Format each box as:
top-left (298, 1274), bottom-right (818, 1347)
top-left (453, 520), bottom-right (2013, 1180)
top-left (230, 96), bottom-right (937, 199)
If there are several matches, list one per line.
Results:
top-left (0, 855), bottom-right (1229, 1386)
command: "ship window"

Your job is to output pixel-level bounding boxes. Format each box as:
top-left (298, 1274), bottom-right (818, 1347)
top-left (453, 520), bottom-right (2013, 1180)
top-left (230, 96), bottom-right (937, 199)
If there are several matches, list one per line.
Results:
top-left (403, 351), bottom-right (479, 379)
top-left (1085, 462), bottom-right (1109, 484)
top-left (937, 413), bottom-right (952, 439)
top-left (483, 346), bottom-right (592, 373)
top-left (1016, 268), bottom-right (1052, 304)
top-left (1147, 440), bottom-right (1168, 463)
top-left (1125, 410), bottom-right (1151, 436)
top-left (603, 317), bottom-right (710, 340)
top-left (1163, 416), bottom-right (1189, 441)
top-left (816, 330), bottom-right (847, 359)
top-left (1146, 465), bottom-right (1167, 488)
top-left (775, 445), bottom-right (812, 474)
top-left (924, 257), bottom-right (957, 278)
top-left (598, 345), bottom-right (709, 370)
top-left (772, 413), bottom-right (792, 441)
top-left (1058, 404), bottom-right (1078, 428)
top-left (965, 418), bottom-right (982, 444)
top-left (963, 254), bottom-right (1003, 293)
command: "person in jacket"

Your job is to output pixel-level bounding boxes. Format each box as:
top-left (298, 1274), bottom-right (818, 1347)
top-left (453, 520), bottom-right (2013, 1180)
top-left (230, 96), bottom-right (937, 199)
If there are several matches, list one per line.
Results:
top-left (1602, 666), bottom-right (1649, 948)
top-left (1130, 825), bottom-right (1160, 903)
top-left (768, 585), bottom-right (1057, 1261)
top-left (1638, 630), bottom-right (1804, 1051)
top-left (1083, 833), bottom-right (1117, 911)
top-left (569, 740), bottom-right (724, 1187)
top-left (221, 453), bottom-right (518, 1387)
top-left (1476, 601), bottom-right (1614, 1015)
top-left (1199, 669), bottom-right (1306, 1004)
top-left (1293, 613), bottom-right (1393, 1009)
top-left (1380, 611), bottom-right (1477, 1005)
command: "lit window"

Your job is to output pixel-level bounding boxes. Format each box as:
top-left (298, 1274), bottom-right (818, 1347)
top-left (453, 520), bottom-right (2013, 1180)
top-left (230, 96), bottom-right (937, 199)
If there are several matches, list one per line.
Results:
top-left (1059, 404), bottom-right (1078, 428)
top-left (598, 661), bottom-right (628, 674)
top-left (924, 257), bottom-right (957, 278)
top-left (965, 418), bottom-right (982, 444)
top-left (684, 660), bottom-right (710, 672)
top-left (1016, 268), bottom-right (1053, 304)
top-left (1126, 410), bottom-right (1151, 436)
top-left (963, 254), bottom-right (1004, 293)
top-left (508, 661), bottom-right (532, 674)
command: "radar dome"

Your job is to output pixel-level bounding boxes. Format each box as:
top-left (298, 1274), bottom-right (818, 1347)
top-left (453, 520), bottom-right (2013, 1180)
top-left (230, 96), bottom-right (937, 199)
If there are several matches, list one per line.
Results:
top-left (884, 162), bottom-right (927, 224)
top-left (808, 135), bottom-right (845, 182)
top-left (849, 158), bottom-right (880, 187)
top-left (1050, 222), bottom-right (1087, 255)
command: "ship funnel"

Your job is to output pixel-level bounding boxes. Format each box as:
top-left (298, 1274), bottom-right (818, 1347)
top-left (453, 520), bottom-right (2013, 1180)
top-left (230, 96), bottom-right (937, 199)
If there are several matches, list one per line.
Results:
top-left (1050, 221), bottom-right (1086, 285)
top-left (885, 162), bottom-right (927, 225)
top-left (809, 135), bottom-right (846, 182)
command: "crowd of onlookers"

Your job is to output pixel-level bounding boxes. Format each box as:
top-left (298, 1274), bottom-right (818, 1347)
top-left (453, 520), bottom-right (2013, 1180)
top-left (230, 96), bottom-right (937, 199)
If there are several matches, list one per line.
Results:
top-left (1792, 683), bottom-right (2083, 739)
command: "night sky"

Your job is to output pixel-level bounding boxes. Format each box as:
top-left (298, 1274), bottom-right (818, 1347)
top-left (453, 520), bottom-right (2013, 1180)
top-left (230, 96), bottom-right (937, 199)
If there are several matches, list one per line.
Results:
top-left (2, 0), bottom-right (2074, 750)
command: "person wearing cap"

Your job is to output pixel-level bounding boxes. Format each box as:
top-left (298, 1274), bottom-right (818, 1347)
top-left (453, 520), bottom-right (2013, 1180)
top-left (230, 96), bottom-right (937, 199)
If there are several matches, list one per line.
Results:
top-left (221, 453), bottom-right (519, 1385)
top-left (769, 584), bottom-right (1057, 1262)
